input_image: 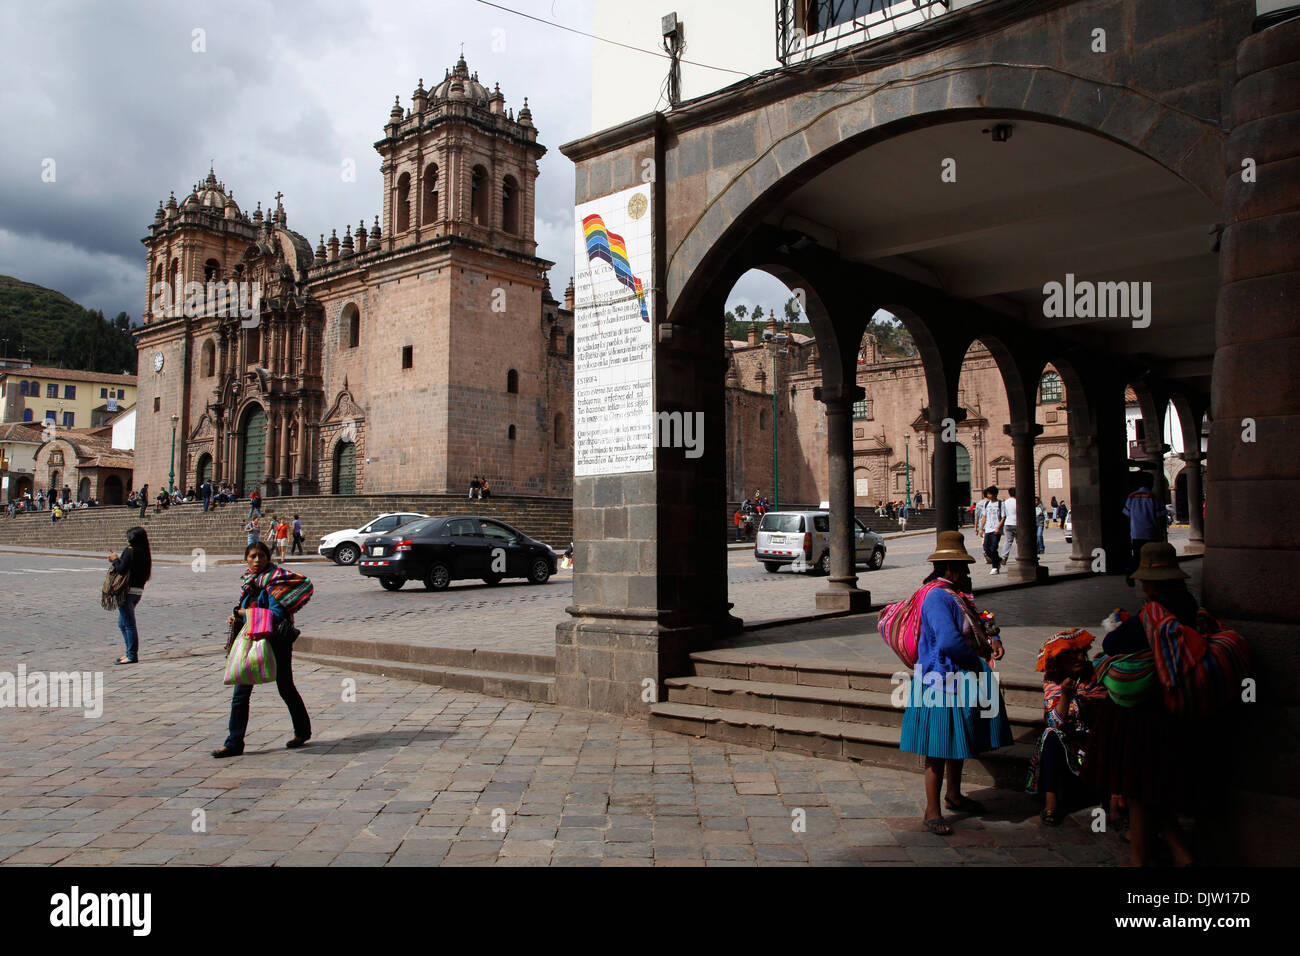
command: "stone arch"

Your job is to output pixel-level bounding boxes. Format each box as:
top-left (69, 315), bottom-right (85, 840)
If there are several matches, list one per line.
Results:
top-left (341, 302), bottom-right (361, 349)
top-left (204, 258), bottom-right (221, 281)
top-left (396, 172), bottom-right (411, 233)
top-left (502, 174), bottom-right (520, 233)
top-left (423, 163), bottom-right (439, 223)
top-left (471, 164), bottom-right (490, 225)
top-left (201, 339), bottom-right (216, 377)
top-left (667, 71), bottom-right (1224, 317)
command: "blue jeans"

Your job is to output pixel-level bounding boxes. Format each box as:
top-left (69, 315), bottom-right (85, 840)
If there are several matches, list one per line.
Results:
top-left (224, 635), bottom-right (310, 751)
top-left (983, 532), bottom-right (1001, 570)
top-left (202, 496), bottom-right (210, 513)
top-left (117, 594), bottom-right (140, 660)
top-left (1037, 525), bottom-right (1045, 553)
top-left (248, 501), bottom-right (261, 518)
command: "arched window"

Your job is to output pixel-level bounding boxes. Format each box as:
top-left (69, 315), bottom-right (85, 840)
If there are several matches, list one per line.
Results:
top-left (171, 257), bottom-right (182, 316)
top-left (201, 340), bottom-right (215, 377)
top-left (507, 369), bottom-right (518, 394)
top-left (502, 174), bottom-right (519, 234)
top-left (342, 304), bottom-right (360, 349)
top-left (1040, 371), bottom-right (1063, 404)
top-left (508, 424), bottom-right (516, 441)
top-left (554, 413), bottom-right (563, 447)
top-left (204, 258), bottom-right (221, 282)
top-left (471, 165), bottom-right (489, 225)
top-left (19, 381), bottom-right (28, 396)
top-left (422, 163), bottom-right (439, 223)
top-left (396, 172), bottom-right (411, 233)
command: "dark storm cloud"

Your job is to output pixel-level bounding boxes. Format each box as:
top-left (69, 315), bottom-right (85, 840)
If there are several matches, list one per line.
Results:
top-left (0, 0), bottom-right (593, 318)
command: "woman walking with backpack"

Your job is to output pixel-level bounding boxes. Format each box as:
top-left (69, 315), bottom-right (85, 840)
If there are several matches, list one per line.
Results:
top-left (896, 531), bottom-right (1012, 835)
top-left (212, 541), bottom-right (314, 758)
top-left (107, 526), bottom-right (151, 664)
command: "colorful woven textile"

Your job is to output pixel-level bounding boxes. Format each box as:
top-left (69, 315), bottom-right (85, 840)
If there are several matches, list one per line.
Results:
top-left (1141, 602), bottom-right (1250, 716)
top-left (240, 565), bottom-right (313, 617)
top-left (1092, 651), bottom-right (1159, 707)
top-left (878, 581), bottom-right (946, 669)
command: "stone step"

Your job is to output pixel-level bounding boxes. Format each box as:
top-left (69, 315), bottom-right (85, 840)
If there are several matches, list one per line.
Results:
top-left (294, 636), bottom-right (554, 676)
top-left (688, 648), bottom-right (1045, 710)
top-left (293, 651), bottom-right (555, 704)
top-left (663, 675), bottom-right (1042, 742)
top-left (649, 701), bottom-right (1034, 789)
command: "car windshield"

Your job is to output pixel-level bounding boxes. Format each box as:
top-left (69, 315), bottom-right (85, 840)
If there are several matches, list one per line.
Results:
top-left (759, 514), bottom-right (803, 533)
top-left (391, 517), bottom-right (436, 536)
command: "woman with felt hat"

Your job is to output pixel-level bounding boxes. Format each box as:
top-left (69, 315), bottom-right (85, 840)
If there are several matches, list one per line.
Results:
top-left (899, 530), bottom-right (1013, 836)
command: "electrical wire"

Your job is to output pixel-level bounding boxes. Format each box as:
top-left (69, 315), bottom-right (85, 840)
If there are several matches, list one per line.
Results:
top-left (471, 0), bottom-right (749, 76)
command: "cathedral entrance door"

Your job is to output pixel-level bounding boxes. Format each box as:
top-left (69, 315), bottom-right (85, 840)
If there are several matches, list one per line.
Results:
top-left (333, 441), bottom-right (356, 494)
top-left (955, 443), bottom-right (972, 507)
top-left (241, 406), bottom-right (267, 496)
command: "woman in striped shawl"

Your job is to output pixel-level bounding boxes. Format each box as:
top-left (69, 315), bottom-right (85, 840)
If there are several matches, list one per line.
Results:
top-left (212, 542), bottom-right (314, 758)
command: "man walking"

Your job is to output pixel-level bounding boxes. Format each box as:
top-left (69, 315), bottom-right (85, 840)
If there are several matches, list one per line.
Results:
top-left (201, 478), bottom-right (213, 513)
top-left (291, 514), bottom-right (305, 555)
top-left (977, 486), bottom-right (1004, 575)
top-left (138, 483), bottom-right (149, 520)
top-left (1000, 487), bottom-right (1018, 565)
top-left (1122, 471), bottom-right (1167, 586)
top-left (248, 488), bottom-right (262, 518)
top-left (1034, 495), bottom-right (1047, 554)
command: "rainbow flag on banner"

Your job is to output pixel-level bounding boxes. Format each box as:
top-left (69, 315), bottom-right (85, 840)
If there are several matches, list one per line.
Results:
top-left (582, 213), bottom-right (649, 321)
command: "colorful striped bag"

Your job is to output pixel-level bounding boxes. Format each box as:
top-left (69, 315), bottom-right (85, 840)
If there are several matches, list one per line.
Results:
top-left (1142, 603), bottom-right (1251, 717)
top-left (1092, 651), bottom-right (1159, 707)
top-left (877, 581), bottom-right (946, 669)
top-left (224, 613), bottom-right (277, 685)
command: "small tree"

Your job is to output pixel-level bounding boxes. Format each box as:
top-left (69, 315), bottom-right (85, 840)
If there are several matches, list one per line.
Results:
top-left (734, 304), bottom-right (748, 322)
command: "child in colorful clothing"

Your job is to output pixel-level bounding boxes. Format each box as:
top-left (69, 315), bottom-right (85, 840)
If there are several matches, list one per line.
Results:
top-left (1026, 628), bottom-right (1107, 825)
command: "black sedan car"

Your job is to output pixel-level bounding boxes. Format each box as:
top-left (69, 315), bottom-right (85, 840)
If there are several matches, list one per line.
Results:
top-left (358, 515), bottom-right (557, 591)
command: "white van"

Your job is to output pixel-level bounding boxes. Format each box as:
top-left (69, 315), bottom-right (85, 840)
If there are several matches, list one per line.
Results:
top-left (754, 511), bottom-right (886, 574)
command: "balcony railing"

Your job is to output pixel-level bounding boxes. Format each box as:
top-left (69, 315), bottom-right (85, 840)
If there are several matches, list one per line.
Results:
top-left (776, 0), bottom-right (953, 66)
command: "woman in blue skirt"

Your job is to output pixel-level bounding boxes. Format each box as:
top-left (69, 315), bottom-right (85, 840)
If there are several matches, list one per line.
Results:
top-left (900, 531), bottom-right (1013, 835)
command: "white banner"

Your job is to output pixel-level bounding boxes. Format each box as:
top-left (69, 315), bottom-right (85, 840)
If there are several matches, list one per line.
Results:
top-left (573, 183), bottom-right (654, 477)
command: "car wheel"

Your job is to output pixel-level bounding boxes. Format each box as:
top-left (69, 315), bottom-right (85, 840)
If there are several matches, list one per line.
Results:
top-left (423, 563), bottom-right (450, 591)
top-left (379, 576), bottom-right (405, 591)
top-left (334, 543), bottom-right (359, 566)
top-left (868, 548), bottom-right (884, 571)
top-left (816, 551), bottom-right (831, 575)
top-left (763, 562), bottom-right (781, 573)
top-left (481, 573), bottom-right (503, 586)
top-left (527, 558), bottom-right (551, 585)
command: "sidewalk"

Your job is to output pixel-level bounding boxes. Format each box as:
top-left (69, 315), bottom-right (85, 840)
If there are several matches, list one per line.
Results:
top-left (0, 644), bottom-right (1126, 866)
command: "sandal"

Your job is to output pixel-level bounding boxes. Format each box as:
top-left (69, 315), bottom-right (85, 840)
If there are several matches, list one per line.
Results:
top-left (923, 817), bottom-right (953, 836)
top-left (944, 795), bottom-right (986, 814)
top-left (1041, 807), bottom-right (1062, 827)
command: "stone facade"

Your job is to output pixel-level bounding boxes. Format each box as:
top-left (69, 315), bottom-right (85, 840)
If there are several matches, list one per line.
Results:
top-left (133, 56), bottom-right (573, 500)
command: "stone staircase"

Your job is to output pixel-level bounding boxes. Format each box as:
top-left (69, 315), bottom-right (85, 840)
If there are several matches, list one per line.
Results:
top-left (0, 493), bottom-right (573, 555)
top-left (293, 636), bottom-right (555, 703)
top-left (650, 648), bottom-right (1043, 788)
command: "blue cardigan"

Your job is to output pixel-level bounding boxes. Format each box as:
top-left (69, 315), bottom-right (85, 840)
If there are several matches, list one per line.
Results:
top-left (915, 585), bottom-right (982, 683)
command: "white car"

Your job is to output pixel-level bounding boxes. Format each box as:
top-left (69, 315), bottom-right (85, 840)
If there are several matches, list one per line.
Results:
top-left (319, 512), bottom-right (427, 565)
top-left (1064, 510), bottom-right (1072, 544)
top-left (755, 511), bottom-right (886, 574)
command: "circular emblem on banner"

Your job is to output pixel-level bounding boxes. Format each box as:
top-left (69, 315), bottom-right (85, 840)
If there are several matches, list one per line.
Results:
top-left (627, 192), bottom-right (648, 220)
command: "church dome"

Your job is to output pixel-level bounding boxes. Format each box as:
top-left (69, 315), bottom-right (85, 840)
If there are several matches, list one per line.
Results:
top-left (432, 55), bottom-right (490, 106)
top-left (182, 168), bottom-right (235, 211)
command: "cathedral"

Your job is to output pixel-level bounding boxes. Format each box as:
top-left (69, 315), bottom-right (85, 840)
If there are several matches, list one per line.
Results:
top-left (133, 57), bottom-right (574, 500)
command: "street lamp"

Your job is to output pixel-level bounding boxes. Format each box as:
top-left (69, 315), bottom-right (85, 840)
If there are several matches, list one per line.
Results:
top-left (904, 433), bottom-right (912, 512)
top-left (169, 414), bottom-right (179, 493)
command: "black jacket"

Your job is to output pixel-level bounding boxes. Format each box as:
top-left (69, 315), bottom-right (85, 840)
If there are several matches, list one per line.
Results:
top-left (112, 547), bottom-right (148, 591)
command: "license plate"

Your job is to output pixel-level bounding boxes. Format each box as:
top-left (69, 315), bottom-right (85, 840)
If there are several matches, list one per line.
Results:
top-left (372, 547), bottom-right (385, 556)
top-left (769, 534), bottom-right (785, 544)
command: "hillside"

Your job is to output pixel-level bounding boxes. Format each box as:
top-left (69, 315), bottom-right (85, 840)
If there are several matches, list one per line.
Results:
top-left (0, 275), bottom-right (137, 374)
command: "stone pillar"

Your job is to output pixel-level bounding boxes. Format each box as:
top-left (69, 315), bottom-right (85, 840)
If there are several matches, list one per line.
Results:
top-left (1004, 423), bottom-right (1046, 583)
top-left (816, 384), bottom-right (870, 611)
top-left (1198, 13), bottom-right (1300, 866)
top-left (928, 407), bottom-right (962, 533)
top-left (556, 321), bottom-right (736, 716)
top-left (1066, 434), bottom-right (1097, 565)
top-left (1182, 451), bottom-right (1205, 554)
top-left (1095, 388), bottom-right (1132, 575)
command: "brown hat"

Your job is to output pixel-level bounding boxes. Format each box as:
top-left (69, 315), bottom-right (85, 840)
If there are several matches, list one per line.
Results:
top-left (926, 530), bottom-right (976, 564)
top-left (1131, 541), bottom-right (1189, 581)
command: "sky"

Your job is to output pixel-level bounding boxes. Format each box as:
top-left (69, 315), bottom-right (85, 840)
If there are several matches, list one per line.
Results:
top-left (0, 0), bottom-right (785, 330)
